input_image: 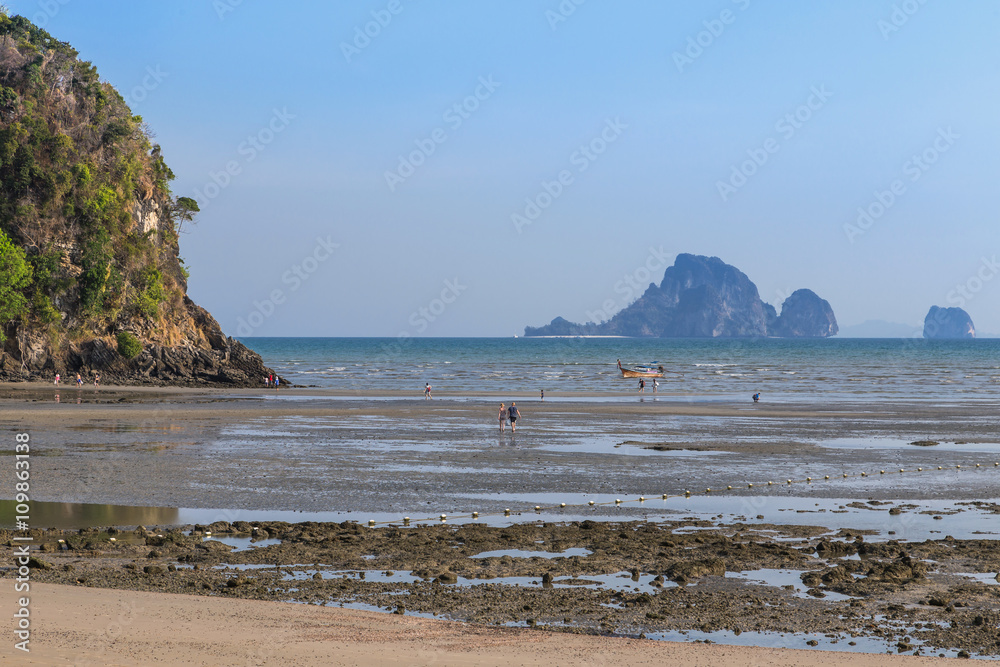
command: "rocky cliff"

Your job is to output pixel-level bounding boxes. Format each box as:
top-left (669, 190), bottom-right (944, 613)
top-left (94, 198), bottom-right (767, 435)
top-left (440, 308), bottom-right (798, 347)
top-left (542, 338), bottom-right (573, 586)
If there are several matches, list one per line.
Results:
top-left (0, 14), bottom-right (276, 385)
top-left (923, 306), bottom-right (975, 339)
top-left (768, 289), bottom-right (838, 337)
top-left (525, 254), bottom-right (838, 338)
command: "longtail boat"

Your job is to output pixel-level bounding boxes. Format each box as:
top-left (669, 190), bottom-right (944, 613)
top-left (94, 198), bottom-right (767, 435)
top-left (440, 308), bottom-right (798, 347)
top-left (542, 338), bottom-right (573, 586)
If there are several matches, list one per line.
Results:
top-left (617, 359), bottom-right (664, 378)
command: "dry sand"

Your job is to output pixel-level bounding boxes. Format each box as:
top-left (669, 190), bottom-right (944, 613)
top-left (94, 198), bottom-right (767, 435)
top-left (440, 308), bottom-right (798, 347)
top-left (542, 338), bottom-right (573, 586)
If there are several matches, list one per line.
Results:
top-left (3, 583), bottom-right (952, 666)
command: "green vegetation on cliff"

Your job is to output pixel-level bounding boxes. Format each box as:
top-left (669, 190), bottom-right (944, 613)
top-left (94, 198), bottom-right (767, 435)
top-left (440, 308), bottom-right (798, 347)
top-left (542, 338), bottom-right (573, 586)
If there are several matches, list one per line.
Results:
top-left (0, 12), bottom-right (189, 343)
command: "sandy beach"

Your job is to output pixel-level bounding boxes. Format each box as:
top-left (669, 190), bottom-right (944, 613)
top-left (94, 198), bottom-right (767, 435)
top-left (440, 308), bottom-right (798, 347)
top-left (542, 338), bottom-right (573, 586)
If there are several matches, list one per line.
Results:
top-left (2, 583), bottom-right (957, 666)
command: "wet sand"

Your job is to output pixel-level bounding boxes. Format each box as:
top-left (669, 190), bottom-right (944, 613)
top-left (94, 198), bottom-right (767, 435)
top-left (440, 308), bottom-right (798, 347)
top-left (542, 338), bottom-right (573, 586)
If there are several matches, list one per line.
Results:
top-left (1, 385), bottom-right (999, 661)
top-left (2, 385), bottom-right (999, 513)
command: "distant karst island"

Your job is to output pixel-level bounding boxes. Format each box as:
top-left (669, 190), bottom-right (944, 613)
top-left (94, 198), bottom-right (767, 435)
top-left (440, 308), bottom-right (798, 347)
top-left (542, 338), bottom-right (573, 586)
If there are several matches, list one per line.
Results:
top-left (923, 306), bottom-right (975, 339)
top-left (525, 253), bottom-right (838, 338)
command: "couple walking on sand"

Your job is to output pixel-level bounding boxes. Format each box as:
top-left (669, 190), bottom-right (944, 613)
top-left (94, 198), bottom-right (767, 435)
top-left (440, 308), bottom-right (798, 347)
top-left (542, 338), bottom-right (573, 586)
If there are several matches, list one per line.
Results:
top-left (498, 402), bottom-right (520, 432)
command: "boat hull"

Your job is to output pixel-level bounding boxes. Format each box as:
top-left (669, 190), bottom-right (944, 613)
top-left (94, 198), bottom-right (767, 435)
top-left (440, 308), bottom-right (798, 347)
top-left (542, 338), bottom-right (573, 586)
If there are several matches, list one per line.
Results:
top-left (617, 359), bottom-right (664, 378)
top-left (619, 368), bottom-right (663, 378)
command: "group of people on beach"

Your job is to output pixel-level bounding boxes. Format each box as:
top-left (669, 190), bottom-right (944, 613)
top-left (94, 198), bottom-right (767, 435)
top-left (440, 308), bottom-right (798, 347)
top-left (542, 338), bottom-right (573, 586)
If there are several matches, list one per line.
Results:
top-left (637, 377), bottom-right (658, 393)
top-left (263, 374), bottom-right (280, 389)
top-left (54, 372), bottom-right (98, 386)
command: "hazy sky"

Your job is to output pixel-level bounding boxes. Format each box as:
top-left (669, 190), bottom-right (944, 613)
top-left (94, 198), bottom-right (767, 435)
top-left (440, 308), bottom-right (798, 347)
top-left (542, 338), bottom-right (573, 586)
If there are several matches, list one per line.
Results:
top-left (14, 1), bottom-right (1000, 336)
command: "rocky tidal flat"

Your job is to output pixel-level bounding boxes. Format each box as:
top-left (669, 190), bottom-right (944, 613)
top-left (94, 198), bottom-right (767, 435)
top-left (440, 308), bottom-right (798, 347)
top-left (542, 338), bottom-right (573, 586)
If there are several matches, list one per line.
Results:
top-left (4, 389), bottom-right (1000, 659)
top-left (5, 518), bottom-right (1000, 657)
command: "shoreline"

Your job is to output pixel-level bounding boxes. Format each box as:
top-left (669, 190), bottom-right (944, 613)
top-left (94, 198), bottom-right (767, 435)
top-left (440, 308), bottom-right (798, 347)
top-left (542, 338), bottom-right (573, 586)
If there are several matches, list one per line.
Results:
top-left (7, 380), bottom-right (1000, 405)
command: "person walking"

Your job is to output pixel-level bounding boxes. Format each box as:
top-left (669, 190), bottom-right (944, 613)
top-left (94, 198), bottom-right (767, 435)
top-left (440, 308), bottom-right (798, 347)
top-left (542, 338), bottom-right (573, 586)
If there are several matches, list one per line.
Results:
top-left (76, 373), bottom-right (83, 386)
top-left (274, 376), bottom-right (280, 390)
top-left (652, 378), bottom-right (658, 394)
top-left (507, 402), bottom-right (520, 432)
top-left (424, 383), bottom-right (432, 399)
top-left (638, 378), bottom-right (645, 393)
top-left (93, 373), bottom-right (100, 387)
top-left (498, 403), bottom-right (506, 432)
top-left (54, 373), bottom-right (60, 385)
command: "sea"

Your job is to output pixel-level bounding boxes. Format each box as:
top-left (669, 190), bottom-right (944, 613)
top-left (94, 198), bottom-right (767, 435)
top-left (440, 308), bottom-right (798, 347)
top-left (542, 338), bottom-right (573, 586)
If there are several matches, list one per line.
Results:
top-left (241, 337), bottom-right (1000, 402)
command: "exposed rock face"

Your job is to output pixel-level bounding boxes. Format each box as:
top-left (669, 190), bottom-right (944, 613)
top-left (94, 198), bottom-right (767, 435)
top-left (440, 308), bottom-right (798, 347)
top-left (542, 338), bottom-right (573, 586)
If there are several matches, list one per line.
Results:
top-left (603, 254), bottom-right (771, 337)
top-left (769, 289), bottom-right (839, 337)
top-left (923, 306), bottom-right (975, 339)
top-left (2, 298), bottom-right (275, 386)
top-left (525, 254), bottom-right (837, 338)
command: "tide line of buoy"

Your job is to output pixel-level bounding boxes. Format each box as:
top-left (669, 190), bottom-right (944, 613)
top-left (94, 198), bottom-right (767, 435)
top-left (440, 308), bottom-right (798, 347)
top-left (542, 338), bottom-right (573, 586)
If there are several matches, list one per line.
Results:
top-left (363, 459), bottom-right (1000, 528)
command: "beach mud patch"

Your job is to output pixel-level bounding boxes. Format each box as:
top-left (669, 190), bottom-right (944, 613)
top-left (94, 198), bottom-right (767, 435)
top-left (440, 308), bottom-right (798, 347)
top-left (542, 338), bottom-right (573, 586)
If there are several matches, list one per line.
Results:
top-left (616, 440), bottom-right (718, 453)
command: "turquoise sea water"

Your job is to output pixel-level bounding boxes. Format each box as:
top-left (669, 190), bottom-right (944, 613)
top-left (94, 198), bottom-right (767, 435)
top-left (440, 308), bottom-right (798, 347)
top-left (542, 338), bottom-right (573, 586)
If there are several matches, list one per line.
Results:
top-left (240, 337), bottom-right (1000, 401)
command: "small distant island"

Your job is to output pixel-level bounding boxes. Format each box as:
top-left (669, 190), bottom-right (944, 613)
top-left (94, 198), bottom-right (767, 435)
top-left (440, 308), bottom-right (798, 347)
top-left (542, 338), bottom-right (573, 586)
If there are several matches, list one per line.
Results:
top-left (923, 306), bottom-right (975, 339)
top-left (525, 253), bottom-right (838, 338)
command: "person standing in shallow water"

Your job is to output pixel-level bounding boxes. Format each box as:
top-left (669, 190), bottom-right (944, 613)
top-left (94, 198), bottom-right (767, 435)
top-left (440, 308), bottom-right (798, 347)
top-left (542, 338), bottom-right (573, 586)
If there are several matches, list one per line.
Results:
top-left (424, 383), bottom-right (432, 399)
top-left (507, 402), bottom-right (520, 432)
top-left (638, 378), bottom-right (645, 393)
top-left (498, 403), bottom-right (506, 432)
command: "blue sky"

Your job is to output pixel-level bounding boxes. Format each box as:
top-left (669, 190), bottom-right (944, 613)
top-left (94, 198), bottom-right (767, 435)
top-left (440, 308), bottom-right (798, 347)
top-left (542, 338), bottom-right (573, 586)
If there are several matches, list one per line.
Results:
top-left (11, 1), bottom-right (1000, 335)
